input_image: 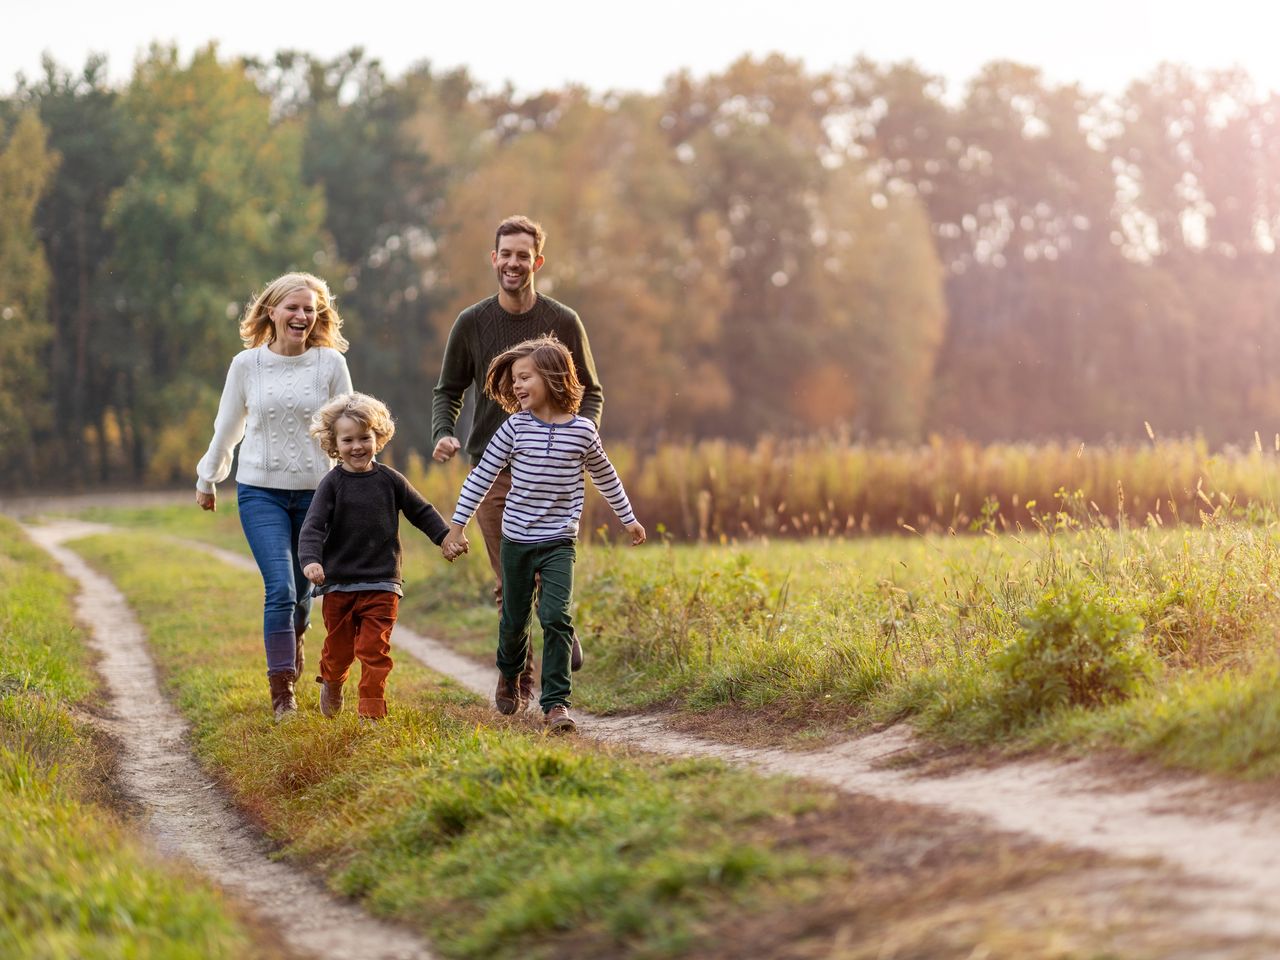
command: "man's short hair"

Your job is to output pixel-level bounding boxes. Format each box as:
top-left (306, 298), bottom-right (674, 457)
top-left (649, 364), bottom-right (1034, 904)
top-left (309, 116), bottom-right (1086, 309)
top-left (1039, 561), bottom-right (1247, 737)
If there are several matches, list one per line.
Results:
top-left (494, 215), bottom-right (546, 256)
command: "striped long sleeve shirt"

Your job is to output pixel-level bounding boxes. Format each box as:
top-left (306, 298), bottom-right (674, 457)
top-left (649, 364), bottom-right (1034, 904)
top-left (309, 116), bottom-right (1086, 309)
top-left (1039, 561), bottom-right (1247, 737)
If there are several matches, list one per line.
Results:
top-left (451, 412), bottom-right (636, 542)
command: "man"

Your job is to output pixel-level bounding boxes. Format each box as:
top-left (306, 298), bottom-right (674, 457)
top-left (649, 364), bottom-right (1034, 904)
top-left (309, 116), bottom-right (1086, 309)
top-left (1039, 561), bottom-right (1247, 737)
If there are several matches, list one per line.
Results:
top-left (431, 215), bottom-right (600, 702)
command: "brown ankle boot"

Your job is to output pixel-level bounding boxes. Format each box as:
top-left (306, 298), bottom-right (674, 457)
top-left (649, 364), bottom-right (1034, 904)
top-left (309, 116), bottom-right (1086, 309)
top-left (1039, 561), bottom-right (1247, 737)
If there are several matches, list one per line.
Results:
top-left (494, 672), bottom-right (520, 715)
top-left (269, 671), bottom-right (297, 721)
top-left (316, 676), bottom-right (344, 718)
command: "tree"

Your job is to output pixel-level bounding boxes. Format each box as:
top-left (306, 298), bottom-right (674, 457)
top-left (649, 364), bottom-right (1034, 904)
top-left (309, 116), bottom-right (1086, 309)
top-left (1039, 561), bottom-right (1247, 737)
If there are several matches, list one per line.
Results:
top-left (15, 55), bottom-right (130, 483)
top-left (105, 44), bottom-right (327, 481)
top-left (0, 110), bottom-right (58, 481)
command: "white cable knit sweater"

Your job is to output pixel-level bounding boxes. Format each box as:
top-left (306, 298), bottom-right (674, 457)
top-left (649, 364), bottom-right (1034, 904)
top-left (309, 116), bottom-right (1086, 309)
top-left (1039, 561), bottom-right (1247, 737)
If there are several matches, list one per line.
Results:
top-left (196, 345), bottom-right (353, 494)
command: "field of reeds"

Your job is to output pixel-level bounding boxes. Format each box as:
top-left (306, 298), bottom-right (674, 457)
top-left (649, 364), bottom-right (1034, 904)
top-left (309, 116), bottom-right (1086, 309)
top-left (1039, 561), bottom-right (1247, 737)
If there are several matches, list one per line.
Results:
top-left (389, 435), bottom-right (1280, 541)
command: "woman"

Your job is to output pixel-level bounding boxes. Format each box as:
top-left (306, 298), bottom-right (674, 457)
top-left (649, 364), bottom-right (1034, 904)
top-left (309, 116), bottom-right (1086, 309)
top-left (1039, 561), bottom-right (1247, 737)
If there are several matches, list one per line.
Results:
top-left (196, 272), bottom-right (353, 720)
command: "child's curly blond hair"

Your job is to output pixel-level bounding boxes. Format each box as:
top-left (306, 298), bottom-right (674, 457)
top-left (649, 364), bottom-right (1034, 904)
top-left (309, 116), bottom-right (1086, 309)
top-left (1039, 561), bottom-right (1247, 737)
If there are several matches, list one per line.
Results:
top-left (309, 392), bottom-right (396, 458)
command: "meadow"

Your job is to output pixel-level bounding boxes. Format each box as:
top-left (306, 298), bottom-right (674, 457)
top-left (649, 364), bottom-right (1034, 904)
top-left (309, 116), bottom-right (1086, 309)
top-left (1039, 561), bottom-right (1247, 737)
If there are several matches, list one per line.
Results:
top-left (60, 525), bottom-right (1147, 958)
top-left (84, 473), bottom-right (1280, 781)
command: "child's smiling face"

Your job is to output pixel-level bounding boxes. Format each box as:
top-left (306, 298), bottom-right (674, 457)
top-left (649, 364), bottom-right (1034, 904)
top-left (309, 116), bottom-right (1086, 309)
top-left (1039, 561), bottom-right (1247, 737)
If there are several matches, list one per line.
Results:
top-left (511, 356), bottom-right (551, 416)
top-left (334, 415), bottom-right (376, 471)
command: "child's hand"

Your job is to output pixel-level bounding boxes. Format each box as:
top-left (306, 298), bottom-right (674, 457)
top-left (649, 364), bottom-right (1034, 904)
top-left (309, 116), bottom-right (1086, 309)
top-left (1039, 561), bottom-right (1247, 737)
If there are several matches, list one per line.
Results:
top-left (303, 562), bottom-right (325, 585)
top-left (442, 528), bottom-right (469, 561)
top-left (626, 521), bottom-right (646, 545)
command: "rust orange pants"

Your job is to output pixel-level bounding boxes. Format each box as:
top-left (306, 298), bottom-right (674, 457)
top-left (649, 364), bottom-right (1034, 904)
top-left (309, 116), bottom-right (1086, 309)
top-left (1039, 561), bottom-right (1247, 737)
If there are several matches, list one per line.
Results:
top-left (318, 590), bottom-right (399, 718)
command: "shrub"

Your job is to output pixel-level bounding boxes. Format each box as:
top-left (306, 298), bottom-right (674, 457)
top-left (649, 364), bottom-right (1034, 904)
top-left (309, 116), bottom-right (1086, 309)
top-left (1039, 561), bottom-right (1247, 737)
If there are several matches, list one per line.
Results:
top-left (992, 583), bottom-right (1153, 725)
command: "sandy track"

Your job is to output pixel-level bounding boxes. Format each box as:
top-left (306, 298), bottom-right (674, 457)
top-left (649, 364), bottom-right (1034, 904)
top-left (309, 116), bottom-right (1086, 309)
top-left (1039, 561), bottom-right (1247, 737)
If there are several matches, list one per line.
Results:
top-left (26, 521), bottom-right (435, 960)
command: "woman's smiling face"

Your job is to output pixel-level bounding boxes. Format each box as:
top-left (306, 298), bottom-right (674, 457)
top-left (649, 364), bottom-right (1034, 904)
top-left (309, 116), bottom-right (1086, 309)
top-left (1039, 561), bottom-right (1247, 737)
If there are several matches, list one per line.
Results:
top-left (268, 286), bottom-right (318, 353)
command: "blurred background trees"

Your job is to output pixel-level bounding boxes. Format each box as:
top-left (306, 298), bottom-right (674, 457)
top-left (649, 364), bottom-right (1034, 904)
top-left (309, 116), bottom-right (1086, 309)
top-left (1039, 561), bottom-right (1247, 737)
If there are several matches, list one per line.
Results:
top-left (5, 45), bottom-right (1280, 487)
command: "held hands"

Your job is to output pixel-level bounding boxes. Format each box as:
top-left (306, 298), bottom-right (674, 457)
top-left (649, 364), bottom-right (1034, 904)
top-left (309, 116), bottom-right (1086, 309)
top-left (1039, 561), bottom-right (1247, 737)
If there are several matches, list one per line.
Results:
top-left (626, 520), bottom-right (647, 545)
top-left (441, 526), bottom-right (469, 562)
top-left (432, 436), bottom-right (461, 463)
top-left (303, 562), bottom-right (325, 585)
top-left (196, 490), bottom-right (216, 512)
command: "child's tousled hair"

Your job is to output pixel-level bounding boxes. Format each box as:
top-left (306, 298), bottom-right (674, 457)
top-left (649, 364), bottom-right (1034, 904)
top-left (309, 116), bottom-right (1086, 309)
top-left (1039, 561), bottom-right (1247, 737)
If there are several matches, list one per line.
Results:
top-left (484, 335), bottom-right (583, 415)
top-left (239, 272), bottom-right (349, 352)
top-left (309, 392), bottom-right (395, 458)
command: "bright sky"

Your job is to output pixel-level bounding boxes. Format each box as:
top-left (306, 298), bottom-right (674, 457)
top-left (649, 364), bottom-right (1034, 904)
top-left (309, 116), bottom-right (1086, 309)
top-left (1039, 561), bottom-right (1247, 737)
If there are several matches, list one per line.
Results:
top-left (6, 0), bottom-right (1280, 98)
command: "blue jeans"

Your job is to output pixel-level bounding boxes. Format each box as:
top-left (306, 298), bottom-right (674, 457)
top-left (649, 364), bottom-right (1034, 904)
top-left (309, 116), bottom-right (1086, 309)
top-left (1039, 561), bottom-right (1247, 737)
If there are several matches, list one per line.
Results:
top-left (236, 483), bottom-right (314, 676)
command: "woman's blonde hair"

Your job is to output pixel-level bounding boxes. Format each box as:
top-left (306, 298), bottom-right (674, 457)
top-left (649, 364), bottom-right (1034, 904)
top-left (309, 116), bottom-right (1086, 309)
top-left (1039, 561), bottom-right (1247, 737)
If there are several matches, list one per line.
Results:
top-left (238, 272), bottom-right (349, 352)
top-left (484, 335), bottom-right (583, 415)
top-left (309, 392), bottom-right (395, 458)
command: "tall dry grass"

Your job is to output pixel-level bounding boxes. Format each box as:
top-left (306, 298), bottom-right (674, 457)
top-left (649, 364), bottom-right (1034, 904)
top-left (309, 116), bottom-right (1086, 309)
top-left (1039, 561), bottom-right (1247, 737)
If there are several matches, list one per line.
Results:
top-left (401, 434), bottom-right (1280, 541)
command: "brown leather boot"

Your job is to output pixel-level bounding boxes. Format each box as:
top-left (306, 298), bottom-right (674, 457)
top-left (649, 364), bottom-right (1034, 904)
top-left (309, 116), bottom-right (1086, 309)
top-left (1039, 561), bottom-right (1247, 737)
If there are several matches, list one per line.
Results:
top-left (494, 672), bottom-right (520, 715)
top-left (316, 676), bottom-right (344, 718)
top-left (544, 704), bottom-right (577, 734)
top-left (269, 671), bottom-right (297, 721)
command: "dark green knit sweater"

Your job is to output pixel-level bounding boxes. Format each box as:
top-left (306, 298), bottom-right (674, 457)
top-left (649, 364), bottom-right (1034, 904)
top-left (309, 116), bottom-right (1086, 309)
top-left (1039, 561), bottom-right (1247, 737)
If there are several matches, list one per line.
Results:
top-left (431, 293), bottom-right (603, 461)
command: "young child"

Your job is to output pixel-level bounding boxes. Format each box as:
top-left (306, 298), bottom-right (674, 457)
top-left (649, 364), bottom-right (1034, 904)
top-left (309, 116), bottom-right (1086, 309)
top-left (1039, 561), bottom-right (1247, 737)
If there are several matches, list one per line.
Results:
top-left (443, 336), bottom-right (645, 733)
top-left (299, 392), bottom-right (463, 721)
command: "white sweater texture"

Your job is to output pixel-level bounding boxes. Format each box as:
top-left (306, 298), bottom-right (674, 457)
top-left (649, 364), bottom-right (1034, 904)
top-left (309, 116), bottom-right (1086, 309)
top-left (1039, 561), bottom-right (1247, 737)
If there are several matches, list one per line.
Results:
top-left (195, 345), bottom-right (353, 494)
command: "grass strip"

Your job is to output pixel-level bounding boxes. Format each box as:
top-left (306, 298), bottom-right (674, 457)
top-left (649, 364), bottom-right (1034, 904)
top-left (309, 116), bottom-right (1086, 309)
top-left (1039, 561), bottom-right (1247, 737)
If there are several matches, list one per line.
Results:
top-left (0, 516), bottom-right (272, 959)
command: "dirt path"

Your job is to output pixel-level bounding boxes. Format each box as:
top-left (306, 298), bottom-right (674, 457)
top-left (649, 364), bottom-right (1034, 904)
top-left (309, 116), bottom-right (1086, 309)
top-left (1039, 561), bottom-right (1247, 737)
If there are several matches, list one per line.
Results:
top-left (184, 533), bottom-right (1280, 944)
top-left (26, 521), bottom-right (436, 960)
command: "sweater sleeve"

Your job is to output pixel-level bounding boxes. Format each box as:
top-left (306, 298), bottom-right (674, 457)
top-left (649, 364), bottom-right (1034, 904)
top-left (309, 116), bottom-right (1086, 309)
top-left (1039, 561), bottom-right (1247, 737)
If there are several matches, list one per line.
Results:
top-left (583, 427), bottom-right (636, 525)
top-left (195, 354), bottom-right (249, 494)
top-left (567, 310), bottom-right (604, 429)
top-left (431, 312), bottom-right (474, 446)
top-left (298, 473), bottom-right (336, 567)
top-left (329, 349), bottom-right (354, 397)
top-left (451, 419), bottom-right (515, 526)
top-left (392, 469), bottom-right (450, 545)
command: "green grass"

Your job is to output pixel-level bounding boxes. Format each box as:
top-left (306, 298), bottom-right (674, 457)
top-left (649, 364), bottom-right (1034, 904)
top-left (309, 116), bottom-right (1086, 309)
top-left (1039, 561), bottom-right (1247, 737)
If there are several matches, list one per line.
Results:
top-left (80, 500), bottom-right (1280, 780)
top-left (73, 530), bottom-right (848, 959)
top-left (0, 516), bottom-right (269, 959)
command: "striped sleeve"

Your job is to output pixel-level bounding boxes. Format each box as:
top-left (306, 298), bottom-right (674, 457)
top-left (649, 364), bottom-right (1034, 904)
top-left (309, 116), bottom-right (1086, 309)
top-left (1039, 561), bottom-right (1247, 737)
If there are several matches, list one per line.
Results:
top-left (451, 419), bottom-right (515, 526)
top-left (583, 430), bottom-right (636, 525)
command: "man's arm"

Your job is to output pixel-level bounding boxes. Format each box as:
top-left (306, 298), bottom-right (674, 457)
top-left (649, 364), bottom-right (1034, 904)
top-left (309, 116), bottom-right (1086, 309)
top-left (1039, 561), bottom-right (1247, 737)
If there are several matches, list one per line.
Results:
top-left (431, 312), bottom-right (474, 450)
top-left (567, 311), bottom-right (604, 428)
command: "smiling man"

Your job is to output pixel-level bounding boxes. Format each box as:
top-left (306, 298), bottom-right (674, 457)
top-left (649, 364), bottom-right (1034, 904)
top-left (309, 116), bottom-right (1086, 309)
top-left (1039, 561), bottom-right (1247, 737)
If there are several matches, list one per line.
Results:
top-left (431, 215), bottom-right (600, 696)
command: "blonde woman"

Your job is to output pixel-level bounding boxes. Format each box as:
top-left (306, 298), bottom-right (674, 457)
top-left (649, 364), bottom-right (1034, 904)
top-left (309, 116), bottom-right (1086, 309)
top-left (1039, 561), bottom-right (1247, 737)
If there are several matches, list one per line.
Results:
top-left (195, 272), bottom-right (353, 720)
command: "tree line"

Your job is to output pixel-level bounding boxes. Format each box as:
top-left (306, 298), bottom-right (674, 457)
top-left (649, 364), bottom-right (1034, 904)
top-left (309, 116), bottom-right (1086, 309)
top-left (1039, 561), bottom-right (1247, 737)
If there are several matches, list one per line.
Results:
top-left (1, 45), bottom-right (1277, 488)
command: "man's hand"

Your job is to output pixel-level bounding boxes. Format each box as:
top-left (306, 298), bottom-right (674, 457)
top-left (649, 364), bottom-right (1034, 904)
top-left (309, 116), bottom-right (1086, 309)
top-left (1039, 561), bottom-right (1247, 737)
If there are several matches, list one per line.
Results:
top-left (303, 562), bottom-right (325, 585)
top-left (626, 521), bottom-right (647, 546)
top-left (196, 490), bottom-right (216, 512)
top-left (433, 436), bottom-right (461, 463)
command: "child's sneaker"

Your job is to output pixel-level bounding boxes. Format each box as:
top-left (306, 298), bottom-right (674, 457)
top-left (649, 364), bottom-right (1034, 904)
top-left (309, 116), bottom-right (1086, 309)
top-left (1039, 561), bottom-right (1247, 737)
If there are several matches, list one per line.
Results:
top-left (570, 632), bottom-right (584, 672)
top-left (317, 677), bottom-right (344, 718)
top-left (544, 705), bottom-right (577, 734)
top-left (495, 673), bottom-right (520, 715)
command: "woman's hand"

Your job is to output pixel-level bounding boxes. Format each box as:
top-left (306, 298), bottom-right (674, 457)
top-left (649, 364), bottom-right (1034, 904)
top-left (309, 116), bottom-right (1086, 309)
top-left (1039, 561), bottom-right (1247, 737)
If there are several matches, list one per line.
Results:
top-left (196, 490), bottom-right (216, 512)
top-left (626, 521), bottom-right (647, 545)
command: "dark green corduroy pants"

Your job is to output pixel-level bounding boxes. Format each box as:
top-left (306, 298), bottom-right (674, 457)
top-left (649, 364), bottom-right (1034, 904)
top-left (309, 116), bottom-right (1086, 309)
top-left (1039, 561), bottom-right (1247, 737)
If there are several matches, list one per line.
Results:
top-left (498, 537), bottom-right (576, 711)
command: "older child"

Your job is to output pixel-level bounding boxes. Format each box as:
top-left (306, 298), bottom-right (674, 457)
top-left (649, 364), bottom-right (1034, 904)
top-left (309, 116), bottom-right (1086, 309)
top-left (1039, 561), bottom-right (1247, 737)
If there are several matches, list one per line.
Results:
top-left (443, 336), bottom-right (645, 733)
top-left (299, 392), bottom-right (462, 720)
